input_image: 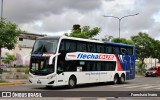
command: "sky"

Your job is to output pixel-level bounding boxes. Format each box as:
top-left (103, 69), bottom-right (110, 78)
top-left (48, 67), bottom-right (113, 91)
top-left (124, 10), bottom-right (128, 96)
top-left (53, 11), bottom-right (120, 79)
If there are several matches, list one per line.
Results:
top-left (2, 0), bottom-right (160, 40)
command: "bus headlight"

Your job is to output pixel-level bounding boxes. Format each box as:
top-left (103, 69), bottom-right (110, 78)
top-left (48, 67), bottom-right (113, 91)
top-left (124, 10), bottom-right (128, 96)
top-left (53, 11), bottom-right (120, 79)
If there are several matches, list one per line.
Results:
top-left (47, 74), bottom-right (56, 79)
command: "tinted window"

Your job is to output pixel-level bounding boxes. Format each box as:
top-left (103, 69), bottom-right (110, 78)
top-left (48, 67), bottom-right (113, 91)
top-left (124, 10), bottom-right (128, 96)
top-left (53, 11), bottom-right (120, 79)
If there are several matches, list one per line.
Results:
top-left (59, 40), bottom-right (65, 52)
top-left (127, 47), bottom-right (133, 55)
top-left (120, 47), bottom-right (127, 55)
top-left (112, 47), bottom-right (120, 54)
top-left (105, 46), bottom-right (112, 54)
top-left (88, 43), bottom-right (96, 52)
top-left (97, 44), bottom-right (104, 53)
top-left (77, 42), bottom-right (87, 52)
top-left (104, 61), bottom-right (116, 71)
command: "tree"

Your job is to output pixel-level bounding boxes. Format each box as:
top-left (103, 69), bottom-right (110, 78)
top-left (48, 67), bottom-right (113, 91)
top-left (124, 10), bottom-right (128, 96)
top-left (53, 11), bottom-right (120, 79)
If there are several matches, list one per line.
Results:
top-left (0, 19), bottom-right (21, 64)
top-left (65, 24), bottom-right (101, 39)
top-left (2, 53), bottom-right (16, 66)
top-left (111, 38), bottom-right (134, 45)
top-left (131, 32), bottom-right (155, 73)
top-left (152, 40), bottom-right (160, 63)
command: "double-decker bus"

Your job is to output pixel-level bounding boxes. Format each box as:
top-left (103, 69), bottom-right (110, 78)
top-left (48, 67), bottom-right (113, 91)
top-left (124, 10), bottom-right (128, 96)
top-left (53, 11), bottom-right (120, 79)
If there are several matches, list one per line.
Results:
top-left (29, 36), bottom-right (136, 88)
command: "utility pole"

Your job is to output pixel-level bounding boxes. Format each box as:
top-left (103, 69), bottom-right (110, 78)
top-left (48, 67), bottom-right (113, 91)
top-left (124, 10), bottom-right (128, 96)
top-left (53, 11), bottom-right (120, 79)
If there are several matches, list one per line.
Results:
top-left (104, 13), bottom-right (139, 38)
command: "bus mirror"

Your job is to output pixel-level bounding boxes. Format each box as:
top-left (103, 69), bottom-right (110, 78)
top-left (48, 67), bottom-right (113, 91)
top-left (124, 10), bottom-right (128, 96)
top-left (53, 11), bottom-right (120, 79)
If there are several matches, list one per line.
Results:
top-left (121, 48), bottom-right (127, 55)
top-left (49, 53), bottom-right (60, 64)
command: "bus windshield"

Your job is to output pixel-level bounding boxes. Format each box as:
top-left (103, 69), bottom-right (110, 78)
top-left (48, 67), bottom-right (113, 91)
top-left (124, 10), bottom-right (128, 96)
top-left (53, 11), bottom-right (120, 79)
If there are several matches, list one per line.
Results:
top-left (32, 39), bottom-right (58, 54)
top-left (30, 57), bottom-right (55, 75)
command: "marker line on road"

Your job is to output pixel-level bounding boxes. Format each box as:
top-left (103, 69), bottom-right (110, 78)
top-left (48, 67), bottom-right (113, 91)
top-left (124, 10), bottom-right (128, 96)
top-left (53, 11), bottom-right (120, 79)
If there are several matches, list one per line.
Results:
top-left (111, 84), bottom-right (138, 88)
top-left (141, 85), bottom-right (158, 89)
top-left (125, 84), bottom-right (150, 89)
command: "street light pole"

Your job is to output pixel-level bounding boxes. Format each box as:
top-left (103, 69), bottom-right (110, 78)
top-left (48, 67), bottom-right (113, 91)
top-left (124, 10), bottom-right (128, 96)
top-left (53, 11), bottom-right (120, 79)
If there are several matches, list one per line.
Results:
top-left (104, 13), bottom-right (139, 38)
top-left (1, 0), bottom-right (3, 20)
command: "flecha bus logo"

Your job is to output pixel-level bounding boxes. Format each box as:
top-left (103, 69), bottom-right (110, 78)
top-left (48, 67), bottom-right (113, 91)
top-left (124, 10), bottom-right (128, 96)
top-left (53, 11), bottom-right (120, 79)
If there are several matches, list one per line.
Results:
top-left (77, 53), bottom-right (114, 60)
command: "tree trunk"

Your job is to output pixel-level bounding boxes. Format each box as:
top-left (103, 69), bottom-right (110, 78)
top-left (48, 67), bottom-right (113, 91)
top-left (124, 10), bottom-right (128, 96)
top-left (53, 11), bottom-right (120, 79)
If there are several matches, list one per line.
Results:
top-left (141, 58), bottom-right (145, 73)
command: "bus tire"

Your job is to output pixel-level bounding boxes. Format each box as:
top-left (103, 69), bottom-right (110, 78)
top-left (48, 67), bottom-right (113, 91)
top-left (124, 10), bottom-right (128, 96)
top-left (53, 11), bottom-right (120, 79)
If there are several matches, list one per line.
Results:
top-left (113, 74), bottom-right (119, 84)
top-left (119, 74), bottom-right (125, 84)
top-left (68, 76), bottom-right (76, 88)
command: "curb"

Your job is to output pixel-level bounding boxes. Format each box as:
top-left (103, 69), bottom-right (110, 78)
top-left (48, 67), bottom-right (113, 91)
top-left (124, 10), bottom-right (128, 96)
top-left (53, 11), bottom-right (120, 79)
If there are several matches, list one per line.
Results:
top-left (0, 82), bottom-right (26, 86)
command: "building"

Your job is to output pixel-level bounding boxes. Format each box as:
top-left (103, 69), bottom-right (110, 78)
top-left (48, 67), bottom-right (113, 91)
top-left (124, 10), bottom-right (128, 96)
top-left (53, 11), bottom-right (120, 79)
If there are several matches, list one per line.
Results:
top-left (2, 33), bottom-right (46, 66)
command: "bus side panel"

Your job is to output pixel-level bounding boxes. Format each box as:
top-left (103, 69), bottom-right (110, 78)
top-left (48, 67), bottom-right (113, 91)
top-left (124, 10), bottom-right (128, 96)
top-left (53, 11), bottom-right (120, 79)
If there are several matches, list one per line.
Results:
top-left (99, 71), bottom-right (115, 82)
top-left (75, 72), bottom-right (90, 84)
top-left (118, 55), bottom-right (135, 80)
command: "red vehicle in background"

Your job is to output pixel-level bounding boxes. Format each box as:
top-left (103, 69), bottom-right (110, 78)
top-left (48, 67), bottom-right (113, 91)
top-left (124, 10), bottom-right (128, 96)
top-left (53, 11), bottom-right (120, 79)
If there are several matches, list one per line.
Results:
top-left (145, 66), bottom-right (160, 77)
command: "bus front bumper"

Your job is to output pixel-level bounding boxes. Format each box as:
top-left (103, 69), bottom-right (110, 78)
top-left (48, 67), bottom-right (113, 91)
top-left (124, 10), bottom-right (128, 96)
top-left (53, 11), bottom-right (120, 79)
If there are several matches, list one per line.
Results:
top-left (29, 78), bottom-right (55, 86)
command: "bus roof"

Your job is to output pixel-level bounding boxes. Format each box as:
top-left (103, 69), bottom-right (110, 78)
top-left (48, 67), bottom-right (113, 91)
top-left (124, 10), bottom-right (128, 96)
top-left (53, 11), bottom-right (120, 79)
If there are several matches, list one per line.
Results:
top-left (104, 42), bottom-right (134, 47)
top-left (37, 35), bottom-right (134, 47)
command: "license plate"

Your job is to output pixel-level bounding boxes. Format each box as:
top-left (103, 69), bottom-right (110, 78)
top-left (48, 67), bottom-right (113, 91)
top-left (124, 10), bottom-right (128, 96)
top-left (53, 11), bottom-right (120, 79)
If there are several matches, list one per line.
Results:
top-left (37, 80), bottom-right (41, 84)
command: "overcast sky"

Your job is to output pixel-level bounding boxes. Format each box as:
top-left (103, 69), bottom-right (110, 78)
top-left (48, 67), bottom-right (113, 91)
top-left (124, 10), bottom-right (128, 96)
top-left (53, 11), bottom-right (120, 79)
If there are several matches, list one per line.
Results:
top-left (2, 0), bottom-right (160, 39)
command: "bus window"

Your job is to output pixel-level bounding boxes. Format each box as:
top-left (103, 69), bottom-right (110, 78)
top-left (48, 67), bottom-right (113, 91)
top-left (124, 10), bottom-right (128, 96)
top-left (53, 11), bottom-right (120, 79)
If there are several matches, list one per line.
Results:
top-left (105, 46), bottom-right (112, 54)
top-left (104, 61), bottom-right (116, 71)
top-left (97, 62), bottom-right (102, 71)
top-left (59, 40), bottom-right (65, 52)
top-left (97, 44), bottom-right (104, 53)
top-left (77, 42), bottom-right (87, 52)
top-left (65, 40), bottom-right (76, 52)
top-left (121, 48), bottom-right (127, 55)
top-left (91, 62), bottom-right (96, 71)
top-left (66, 61), bottom-right (78, 72)
top-left (113, 47), bottom-right (120, 54)
top-left (127, 47), bottom-right (133, 55)
top-left (88, 43), bottom-right (96, 52)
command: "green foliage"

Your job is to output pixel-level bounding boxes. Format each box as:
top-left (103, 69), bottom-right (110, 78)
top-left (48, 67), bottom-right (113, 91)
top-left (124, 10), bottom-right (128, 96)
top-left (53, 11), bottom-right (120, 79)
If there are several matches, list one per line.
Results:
top-left (136, 61), bottom-right (146, 74)
top-left (24, 68), bottom-right (29, 74)
top-left (0, 19), bottom-right (21, 49)
top-left (65, 24), bottom-right (100, 39)
top-left (0, 19), bottom-right (21, 64)
top-left (131, 32), bottom-right (155, 60)
top-left (0, 80), bottom-right (8, 83)
top-left (2, 53), bottom-right (16, 66)
top-left (131, 32), bottom-right (155, 73)
top-left (111, 38), bottom-right (134, 45)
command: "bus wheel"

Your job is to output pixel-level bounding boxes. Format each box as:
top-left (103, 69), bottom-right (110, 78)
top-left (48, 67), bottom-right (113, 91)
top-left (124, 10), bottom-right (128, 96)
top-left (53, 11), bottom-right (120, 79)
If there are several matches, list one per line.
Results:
top-left (119, 74), bottom-right (125, 84)
top-left (113, 74), bottom-right (119, 84)
top-left (68, 76), bottom-right (76, 88)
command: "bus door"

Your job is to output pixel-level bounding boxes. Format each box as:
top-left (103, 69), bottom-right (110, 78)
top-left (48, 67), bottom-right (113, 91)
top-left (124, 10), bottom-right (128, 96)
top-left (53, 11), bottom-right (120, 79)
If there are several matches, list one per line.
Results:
top-left (56, 56), bottom-right (66, 86)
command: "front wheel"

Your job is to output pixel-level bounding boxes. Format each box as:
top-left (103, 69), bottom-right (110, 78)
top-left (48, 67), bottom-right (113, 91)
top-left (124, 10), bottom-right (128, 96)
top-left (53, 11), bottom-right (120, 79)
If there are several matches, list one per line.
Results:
top-left (68, 77), bottom-right (76, 88)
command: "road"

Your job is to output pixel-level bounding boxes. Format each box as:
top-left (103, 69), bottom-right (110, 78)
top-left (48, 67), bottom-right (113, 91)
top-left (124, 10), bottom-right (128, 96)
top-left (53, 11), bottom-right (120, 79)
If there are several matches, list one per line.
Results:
top-left (0, 76), bottom-right (160, 100)
top-left (0, 76), bottom-right (160, 91)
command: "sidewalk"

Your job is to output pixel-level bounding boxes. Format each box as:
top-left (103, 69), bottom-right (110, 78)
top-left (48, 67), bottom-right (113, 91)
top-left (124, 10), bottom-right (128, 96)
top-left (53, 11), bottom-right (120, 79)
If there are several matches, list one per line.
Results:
top-left (0, 79), bottom-right (28, 86)
top-left (135, 74), bottom-right (144, 78)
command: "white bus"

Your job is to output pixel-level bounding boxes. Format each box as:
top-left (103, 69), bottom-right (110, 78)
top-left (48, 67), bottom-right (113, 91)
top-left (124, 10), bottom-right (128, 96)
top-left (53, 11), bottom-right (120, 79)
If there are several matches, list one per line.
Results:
top-left (29, 36), bottom-right (136, 88)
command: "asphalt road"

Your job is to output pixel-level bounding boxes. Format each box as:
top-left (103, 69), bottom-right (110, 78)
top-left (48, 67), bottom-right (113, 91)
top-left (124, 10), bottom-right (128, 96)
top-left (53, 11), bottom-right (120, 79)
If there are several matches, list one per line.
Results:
top-left (0, 76), bottom-right (160, 100)
top-left (0, 76), bottom-right (160, 91)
